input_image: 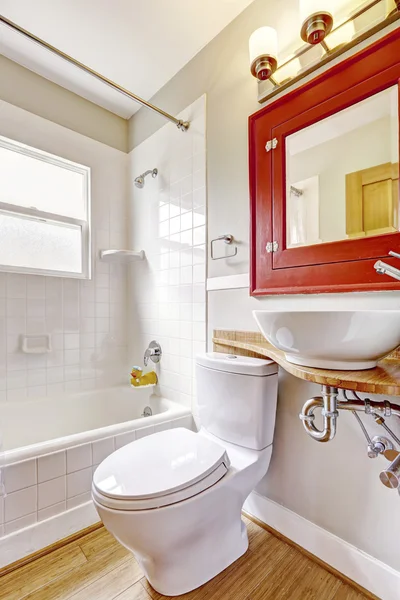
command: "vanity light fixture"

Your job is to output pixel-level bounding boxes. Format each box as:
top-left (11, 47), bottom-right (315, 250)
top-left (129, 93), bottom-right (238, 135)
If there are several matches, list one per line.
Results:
top-left (299, 0), bottom-right (333, 47)
top-left (254, 0), bottom-right (400, 105)
top-left (249, 26), bottom-right (278, 82)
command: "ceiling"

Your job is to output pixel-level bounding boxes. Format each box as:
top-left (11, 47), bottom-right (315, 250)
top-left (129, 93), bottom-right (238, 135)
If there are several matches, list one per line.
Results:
top-left (0, 0), bottom-right (256, 119)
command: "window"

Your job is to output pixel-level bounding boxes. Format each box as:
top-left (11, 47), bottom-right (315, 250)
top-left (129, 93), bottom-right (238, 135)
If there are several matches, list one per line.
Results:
top-left (0, 135), bottom-right (91, 278)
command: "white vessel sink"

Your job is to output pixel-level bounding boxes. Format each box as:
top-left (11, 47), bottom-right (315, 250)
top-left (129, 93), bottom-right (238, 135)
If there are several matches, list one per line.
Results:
top-left (253, 310), bottom-right (400, 370)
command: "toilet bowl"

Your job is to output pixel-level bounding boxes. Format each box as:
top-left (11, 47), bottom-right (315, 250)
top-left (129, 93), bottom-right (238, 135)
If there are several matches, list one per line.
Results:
top-left (92, 353), bottom-right (278, 596)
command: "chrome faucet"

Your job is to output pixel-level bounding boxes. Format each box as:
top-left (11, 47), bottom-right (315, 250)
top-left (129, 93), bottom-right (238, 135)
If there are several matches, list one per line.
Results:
top-left (144, 340), bottom-right (162, 366)
top-left (374, 251), bottom-right (400, 282)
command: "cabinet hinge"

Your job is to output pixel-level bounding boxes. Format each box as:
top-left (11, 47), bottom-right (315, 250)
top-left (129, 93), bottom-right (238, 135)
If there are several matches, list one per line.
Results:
top-left (265, 138), bottom-right (278, 152)
top-left (266, 241), bottom-right (279, 253)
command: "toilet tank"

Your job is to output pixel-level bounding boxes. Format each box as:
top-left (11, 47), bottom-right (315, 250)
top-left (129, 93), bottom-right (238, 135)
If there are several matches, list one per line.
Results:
top-left (196, 353), bottom-right (278, 451)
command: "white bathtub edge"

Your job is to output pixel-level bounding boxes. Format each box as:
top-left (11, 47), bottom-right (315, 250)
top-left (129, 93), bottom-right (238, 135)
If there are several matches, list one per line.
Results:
top-left (0, 501), bottom-right (99, 570)
top-left (2, 397), bottom-right (191, 465)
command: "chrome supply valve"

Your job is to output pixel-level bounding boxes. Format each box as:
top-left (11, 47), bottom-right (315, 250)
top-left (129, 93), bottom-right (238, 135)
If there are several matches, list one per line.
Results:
top-left (144, 340), bottom-right (162, 367)
top-left (367, 436), bottom-right (394, 459)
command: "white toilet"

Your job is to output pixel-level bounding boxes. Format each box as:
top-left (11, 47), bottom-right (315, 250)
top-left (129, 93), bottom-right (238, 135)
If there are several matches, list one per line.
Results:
top-left (92, 353), bottom-right (278, 596)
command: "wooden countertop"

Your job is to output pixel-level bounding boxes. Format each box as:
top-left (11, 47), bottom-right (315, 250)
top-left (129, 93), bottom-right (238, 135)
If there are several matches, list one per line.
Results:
top-left (213, 336), bottom-right (400, 396)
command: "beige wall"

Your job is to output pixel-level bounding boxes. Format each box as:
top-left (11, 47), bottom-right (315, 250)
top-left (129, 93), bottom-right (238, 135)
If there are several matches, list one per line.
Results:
top-left (0, 55), bottom-right (128, 152)
top-left (129, 0), bottom-right (400, 572)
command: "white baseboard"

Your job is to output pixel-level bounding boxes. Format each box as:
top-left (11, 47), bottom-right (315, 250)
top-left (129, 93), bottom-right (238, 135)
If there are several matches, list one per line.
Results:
top-left (207, 273), bottom-right (249, 291)
top-left (244, 492), bottom-right (400, 600)
top-left (0, 501), bottom-right (99, 569)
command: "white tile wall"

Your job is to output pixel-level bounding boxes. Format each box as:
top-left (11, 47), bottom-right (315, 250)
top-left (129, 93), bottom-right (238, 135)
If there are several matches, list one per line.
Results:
top-left (37, 452), bottom-right (66, 484)
top-left (66, 445), bottom-right (92, 474)
top-left (0, 101), bottom-right (130, 404)
top-left (38, 477), bottom-right (66, 510)
top-left (129, 97), bottom-right (207, 417)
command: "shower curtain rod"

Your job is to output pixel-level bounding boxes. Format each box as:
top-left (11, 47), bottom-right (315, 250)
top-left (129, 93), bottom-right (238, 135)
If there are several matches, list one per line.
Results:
top-left (0, 15), bottom-right (190, 132)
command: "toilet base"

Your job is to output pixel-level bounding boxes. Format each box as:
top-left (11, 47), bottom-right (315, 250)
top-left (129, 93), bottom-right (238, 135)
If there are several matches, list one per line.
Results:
top-left (93, 435), bottom-right (273, 597)
top-left (137, 518), bottom-right (249, 596)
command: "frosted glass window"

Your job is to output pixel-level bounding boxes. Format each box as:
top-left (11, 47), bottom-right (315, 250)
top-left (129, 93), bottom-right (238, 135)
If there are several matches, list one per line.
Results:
top-left (0, 135), bottom-right (90, 278)
top-left (0, 214), bottom-right (82, 273)
top-left (0, 148), bottom-right (86, 219)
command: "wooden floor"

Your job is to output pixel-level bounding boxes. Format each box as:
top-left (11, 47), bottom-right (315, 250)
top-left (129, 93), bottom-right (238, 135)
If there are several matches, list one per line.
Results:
top-left (0, 518), bottom-right (373, 600)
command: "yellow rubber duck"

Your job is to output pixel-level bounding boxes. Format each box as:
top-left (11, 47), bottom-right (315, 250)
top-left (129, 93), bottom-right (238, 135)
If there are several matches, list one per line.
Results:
top-left (130, 366), bottom-right (158, 387)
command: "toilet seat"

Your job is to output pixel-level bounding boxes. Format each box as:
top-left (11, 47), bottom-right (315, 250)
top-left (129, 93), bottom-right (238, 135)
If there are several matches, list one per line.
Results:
top-left (92, 428), bottom-right (230, 511)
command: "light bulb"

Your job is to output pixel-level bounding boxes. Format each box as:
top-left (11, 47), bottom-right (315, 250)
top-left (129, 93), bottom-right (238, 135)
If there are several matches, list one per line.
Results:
top-left (249, 27), bottom-right (279, 81)
top-left (326, 21), bottom-right (355, 49)
top-left (274, 58), bottom-right (302, 84)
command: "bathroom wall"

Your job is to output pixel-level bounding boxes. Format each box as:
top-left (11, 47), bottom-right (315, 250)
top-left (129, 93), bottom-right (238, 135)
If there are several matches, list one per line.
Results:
top-left (0, 55), bottom-right (127, 152)
top-left (0, 99), bottom-right (129, 405)
top-left (128, 0), bottom-right (400, 573)
top-left (128, 97), bottom-right (206, 417)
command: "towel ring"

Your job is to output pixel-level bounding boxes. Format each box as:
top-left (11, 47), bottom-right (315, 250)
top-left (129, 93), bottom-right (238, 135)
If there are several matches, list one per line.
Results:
top-left (211, 234), bottom-right (238, 260)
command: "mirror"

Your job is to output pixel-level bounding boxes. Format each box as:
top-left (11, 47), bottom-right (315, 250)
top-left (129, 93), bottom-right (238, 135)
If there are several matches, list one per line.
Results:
top-left (285, 85), bottom-right (399, 248)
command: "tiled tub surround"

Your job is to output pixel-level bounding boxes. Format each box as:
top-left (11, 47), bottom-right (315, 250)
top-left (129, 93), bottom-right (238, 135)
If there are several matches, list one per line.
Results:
top-left (0, 100), bottom-right (130, 403)
top-left (129, 97), bottom-right (207, 420)
top-left (0, 386), bottom-right (192, 567)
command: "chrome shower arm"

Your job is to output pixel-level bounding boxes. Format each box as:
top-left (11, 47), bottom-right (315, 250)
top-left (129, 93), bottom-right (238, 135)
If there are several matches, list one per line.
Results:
top-left (141, 170), bottom-right (155, 179)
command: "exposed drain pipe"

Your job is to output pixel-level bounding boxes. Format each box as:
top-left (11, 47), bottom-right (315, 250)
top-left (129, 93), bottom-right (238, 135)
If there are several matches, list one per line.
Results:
top-left (300, 387), bottom-right (400, 491)
top-left (299, 386), bottom-right (338, 442)
top-left (299, 387), bottom-right (400, 443)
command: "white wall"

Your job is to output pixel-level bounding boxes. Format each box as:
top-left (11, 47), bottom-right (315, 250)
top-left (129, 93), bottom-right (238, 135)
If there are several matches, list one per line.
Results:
top-left (0, 100), bottom-right (129, 405)
top-left (128, 97), bottom-right (207, 416)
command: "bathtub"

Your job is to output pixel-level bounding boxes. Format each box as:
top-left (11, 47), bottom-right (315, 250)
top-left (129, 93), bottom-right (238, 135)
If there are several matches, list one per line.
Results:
top-left (1, 385), bottom-right (191, 463)
top-left (0, 385), bottom-right (193, 567)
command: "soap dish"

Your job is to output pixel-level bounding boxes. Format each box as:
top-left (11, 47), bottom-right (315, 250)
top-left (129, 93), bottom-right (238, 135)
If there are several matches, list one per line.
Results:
top-left (22, 334), bottom-right (52, 354)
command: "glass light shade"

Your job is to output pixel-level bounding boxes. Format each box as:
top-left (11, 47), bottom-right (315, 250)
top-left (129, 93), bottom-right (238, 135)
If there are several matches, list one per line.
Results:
top-left (299, 0), bottom-right (333, 22)
top-left (299, 0), bottom-right (355, 22)
top-left (249, 27), bottom-right (278, 65)
top-left (326, 21), bottom-right (355, 48)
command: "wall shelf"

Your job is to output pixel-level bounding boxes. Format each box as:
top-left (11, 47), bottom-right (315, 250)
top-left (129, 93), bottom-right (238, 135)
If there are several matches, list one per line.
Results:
top-left (99, 250), bottom-right (145, 263)
top-left (213, 330), bottom-right (400, 397)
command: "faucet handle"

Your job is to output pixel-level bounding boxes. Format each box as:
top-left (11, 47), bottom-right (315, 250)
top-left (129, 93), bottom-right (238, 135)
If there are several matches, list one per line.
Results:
top-left (143, 340), bottom-right (162, 366)
top-left (389, 251), bottom-right (400, 260)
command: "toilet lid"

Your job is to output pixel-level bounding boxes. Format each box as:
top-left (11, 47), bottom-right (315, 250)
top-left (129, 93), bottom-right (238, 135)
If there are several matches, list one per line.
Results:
top-left (92, 428), bottom-right (230, 510)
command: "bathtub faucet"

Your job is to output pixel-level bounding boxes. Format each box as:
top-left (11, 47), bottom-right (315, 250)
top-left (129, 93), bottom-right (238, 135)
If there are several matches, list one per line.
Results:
top-left (374, 251), bottom-right (400, 282)
top-left (144, 340), bottom-right (162, 366)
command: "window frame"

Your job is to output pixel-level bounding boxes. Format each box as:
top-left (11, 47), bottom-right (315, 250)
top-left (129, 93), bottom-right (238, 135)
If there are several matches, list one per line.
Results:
top-left (0, 135), bottom-right (91, 279)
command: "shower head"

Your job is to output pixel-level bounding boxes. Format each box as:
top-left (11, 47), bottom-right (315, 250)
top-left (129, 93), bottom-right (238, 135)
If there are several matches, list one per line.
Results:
top-left (134, 168), bottom-right (158, 189)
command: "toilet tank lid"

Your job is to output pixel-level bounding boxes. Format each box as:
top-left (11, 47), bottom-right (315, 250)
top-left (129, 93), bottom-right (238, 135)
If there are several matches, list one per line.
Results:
top-left (196, 352), bottom-right (278, 376)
